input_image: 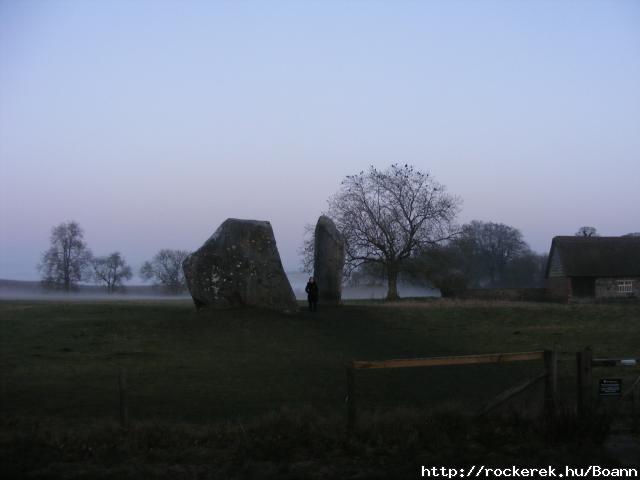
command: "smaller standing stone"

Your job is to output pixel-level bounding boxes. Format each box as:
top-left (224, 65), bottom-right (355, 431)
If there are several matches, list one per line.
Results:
top-left (313, 215), bottom-right (345, 305)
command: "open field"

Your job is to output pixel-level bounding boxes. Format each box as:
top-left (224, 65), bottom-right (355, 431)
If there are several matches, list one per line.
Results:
top-left (1, 299), bottom-right (639, 477)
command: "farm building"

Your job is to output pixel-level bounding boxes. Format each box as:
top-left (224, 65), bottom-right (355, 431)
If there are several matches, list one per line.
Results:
top-left (545, 236), bottom-right (640, 301)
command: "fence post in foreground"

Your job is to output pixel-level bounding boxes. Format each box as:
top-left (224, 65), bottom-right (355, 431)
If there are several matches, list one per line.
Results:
top-left (576, 347), bottom-right (592, 419)
top-left (544, 347), bottom-right (558, 417)
top-left (119, 367), bottom-right (129, 430)
top-left (346, 362), bottom-right (356, 431)
top-left (633, 383), bottom-right (639, 432)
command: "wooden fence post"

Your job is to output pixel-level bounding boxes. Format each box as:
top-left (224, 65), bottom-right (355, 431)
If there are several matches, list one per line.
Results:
top-left (346, 363), bottom-right (356, 431)
top-left (544, 347), bottom-right (558, 417)
top-left (576, 347), bottom-right (592, 418)
top-left (633, 383), bottom-right (639, 432)
top-left (119, 367), bottom-right (129, 430)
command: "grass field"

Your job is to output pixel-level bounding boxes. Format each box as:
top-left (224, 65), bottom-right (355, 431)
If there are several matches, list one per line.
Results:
top-left (1, 299), bottom-right (639, 477)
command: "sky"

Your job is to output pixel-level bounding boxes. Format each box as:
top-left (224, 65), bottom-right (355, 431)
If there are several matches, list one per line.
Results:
top-left (1, 0), bottom-right (639, 281)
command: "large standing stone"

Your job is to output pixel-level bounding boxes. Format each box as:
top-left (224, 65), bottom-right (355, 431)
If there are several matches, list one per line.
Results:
top-left (183, 219), bottom-right (298, 313)
top-left (313, 215), bottom-right (345, 304)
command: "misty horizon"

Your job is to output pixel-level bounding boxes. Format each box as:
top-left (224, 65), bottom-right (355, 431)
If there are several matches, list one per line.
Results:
top-left (1, 220), bottom-right (638, 283)
top-left (0, 272), bottom-right (439, 302)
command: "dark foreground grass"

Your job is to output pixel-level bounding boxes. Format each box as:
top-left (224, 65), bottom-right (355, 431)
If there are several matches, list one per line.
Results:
top-left (1, 299), bottom-right (639, 476)
top-left (1, 407), bottom-right (615, 479)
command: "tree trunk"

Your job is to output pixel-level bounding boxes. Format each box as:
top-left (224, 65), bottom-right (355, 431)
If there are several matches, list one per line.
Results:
top-left (64, 267), bottom-right (70, 292)
top-left (63, 246), bottom-right (71, 292)
top-left (386, 265), bottom-right (400, 301)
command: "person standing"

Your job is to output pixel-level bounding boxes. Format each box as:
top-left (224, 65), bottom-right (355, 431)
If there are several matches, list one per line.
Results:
top-left (305, 277), bottom-right (319, 311)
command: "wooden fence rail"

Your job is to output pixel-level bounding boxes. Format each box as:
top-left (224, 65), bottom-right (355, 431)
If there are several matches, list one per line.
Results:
top-left (351, 351), bottom-right (545, 370)
top-left (592, 358), bottom-right (639, 367)
top-left (478, 372), bottom-right (547, 417)
top-left (346, 349), bottom-right (556, 430)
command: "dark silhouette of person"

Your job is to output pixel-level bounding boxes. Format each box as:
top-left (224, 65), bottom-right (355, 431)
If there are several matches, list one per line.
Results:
top-left (305, 277), bottom-right (319, 311)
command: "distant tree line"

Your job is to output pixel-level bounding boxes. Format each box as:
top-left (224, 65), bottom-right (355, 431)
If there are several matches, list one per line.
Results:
top-left (38, 221), bottom-right (189, 293)
top-left (402, 220), bottom-right (548, 296)
top-left (301, 164), bottom-right (544, 298)
top-left (301, 163), bottom-right (638, 300)
top-left (344, 221), bottom-right (638, 297)
top-left (339, 220), bottom-right (548, 296)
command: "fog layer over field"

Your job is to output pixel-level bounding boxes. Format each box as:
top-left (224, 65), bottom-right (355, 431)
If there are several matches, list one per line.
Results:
top-left (0, 274), bottom-right (438, 301)
top-left (288, 271), bottom-right (438, 300)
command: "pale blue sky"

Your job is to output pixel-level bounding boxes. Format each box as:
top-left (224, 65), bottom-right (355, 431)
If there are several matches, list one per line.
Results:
top-left (1, 0), bottom-right (639, 280)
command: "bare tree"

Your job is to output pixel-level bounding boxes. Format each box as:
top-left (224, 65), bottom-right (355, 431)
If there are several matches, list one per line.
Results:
top-left (501, 250), bottom-right (547, 288)
top-left (140, 249), bottom-right (190, 293)
top-left (327, 164), bottom-right (460, 300)
top-left (92, 252), bottom-right (132, 293)
top-left (403, 243), bottom-right (470, 296)
top-left (346, 262), bottom-right (386, 287)
top-left (575, 226), bottom-right (598, 237)
top-left (459, 221), bottom-right (528, 287)
top-left (38, 221), bottom-right (93, 291)
top-left (406, 221), bottom-right (544, 291)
